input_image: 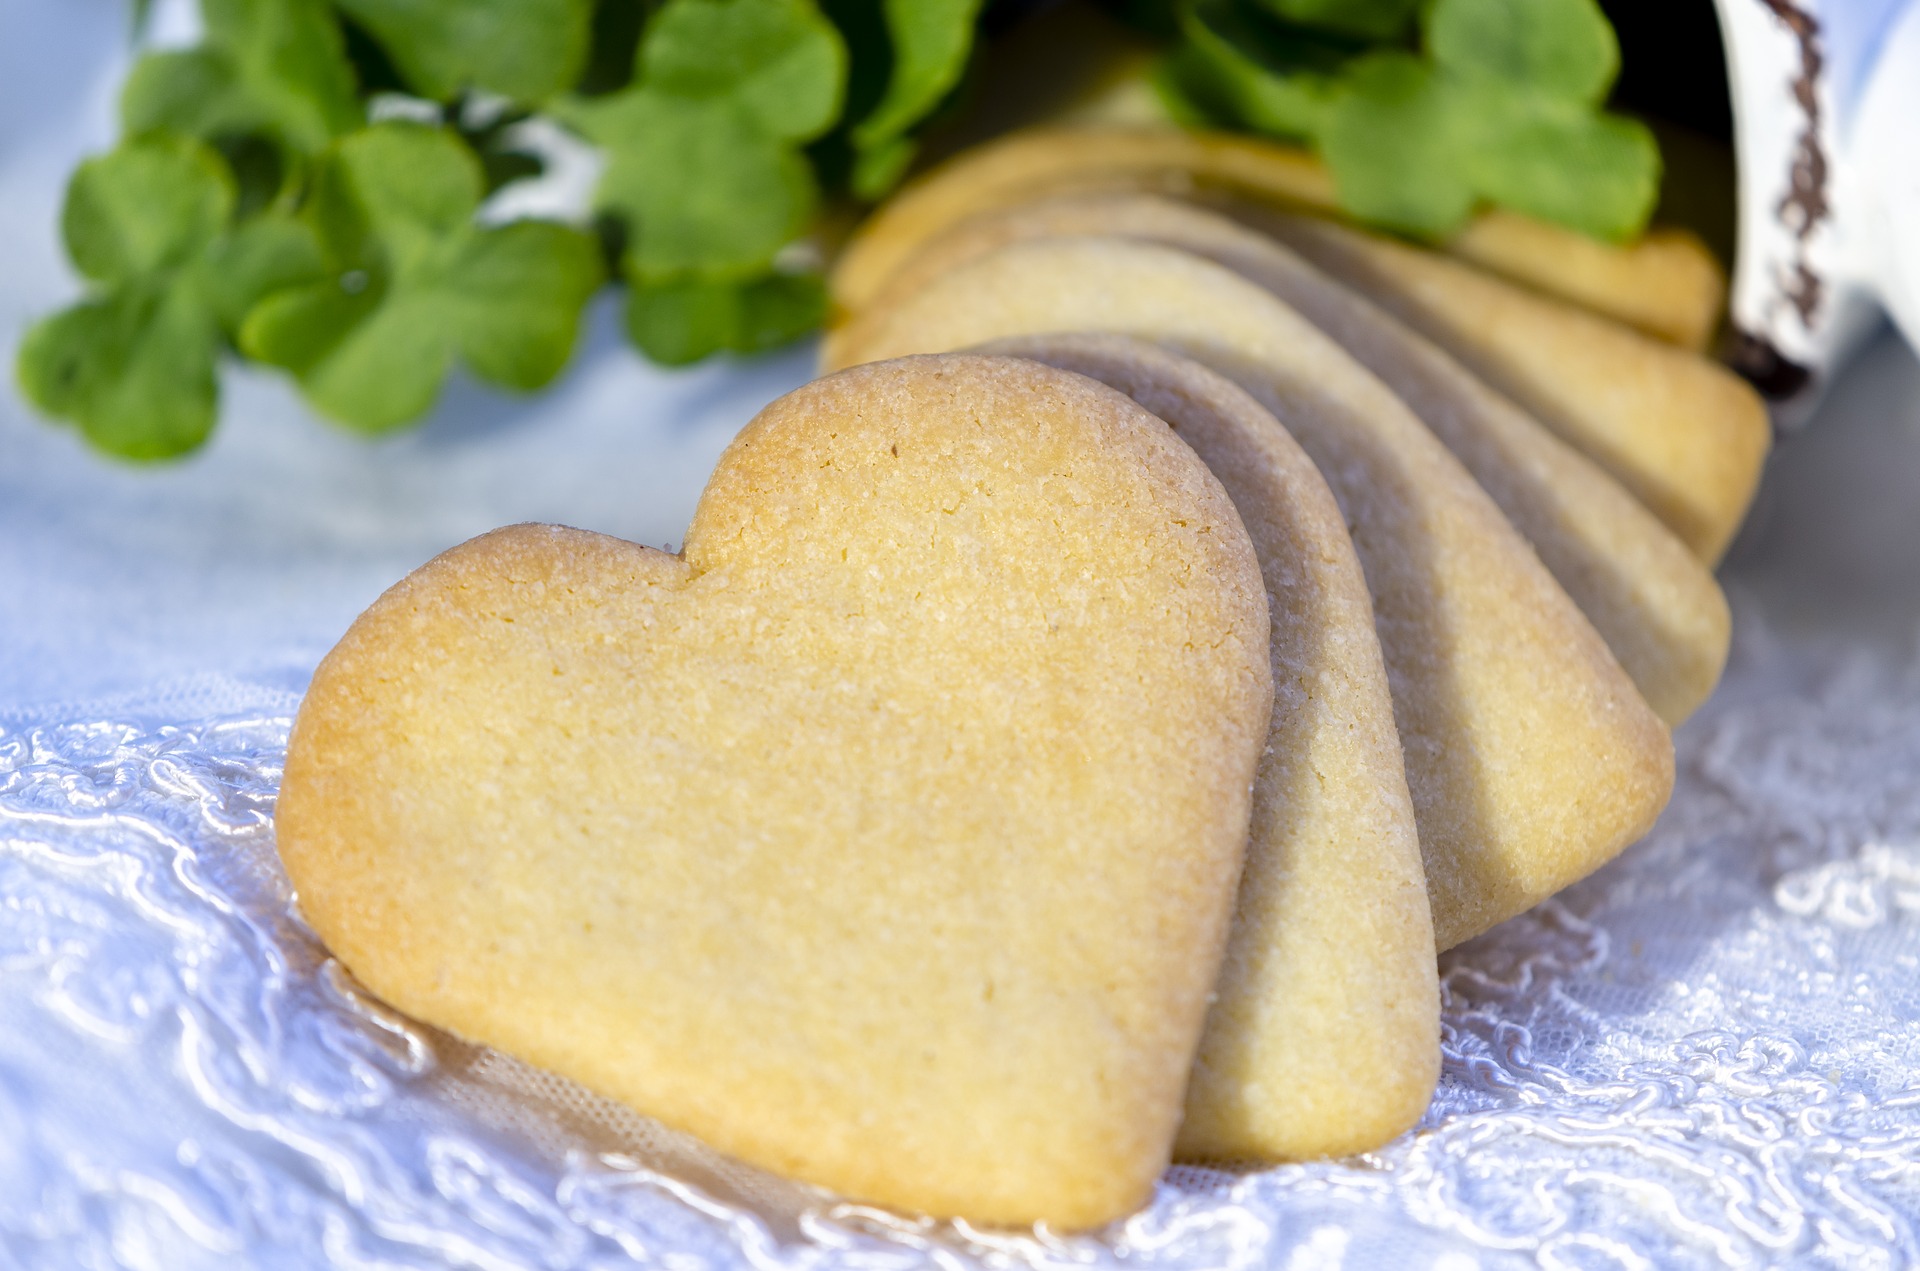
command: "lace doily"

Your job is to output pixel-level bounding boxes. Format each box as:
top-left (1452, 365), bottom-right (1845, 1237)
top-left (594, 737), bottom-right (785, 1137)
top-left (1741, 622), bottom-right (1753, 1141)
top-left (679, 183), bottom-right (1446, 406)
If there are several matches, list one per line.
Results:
top-left (4, 612), bottom-right (1920, 1270)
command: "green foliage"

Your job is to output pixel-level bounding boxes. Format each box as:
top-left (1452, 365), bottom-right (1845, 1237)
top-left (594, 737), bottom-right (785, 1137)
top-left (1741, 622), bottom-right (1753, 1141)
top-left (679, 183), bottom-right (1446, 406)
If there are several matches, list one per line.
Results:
top-left (18, 286), bottom-right (218, 460)
top-left (1161, 0), bottom-right (1660, 240)
top-left (848, 0), bottom-right (982, 197)
top-left (1457, 95), bottom-right (1659, 240)
top-left (1318, 52), bottom-right (1476, 236)
top-left (20, 0), bottom-right (1662, 460)
top-left (240, 123), bottom-right (603, 431)
top-left (626, 272), bottom-right (827, 364)
top-left (62, 134), bottom-right (234, 280)
top-left (1427, 0), bottom-right (1618, 102)
top-left (27, 0), bottom-right (916, 457)
top-left (555, 0), bottom-right (846, 379)
top-left (1162, 0), bottom-right (1351, 139)
top-left (121, 0), bottom-right (361, 154)
top-left (17, 134), bottom-right (326, 458)
top-left (562, 0), bottom-right (845, 282)
top-left (331, 0), bottom-right (594, 103)
top-left (1251, 0), bottom-right (1416, 41)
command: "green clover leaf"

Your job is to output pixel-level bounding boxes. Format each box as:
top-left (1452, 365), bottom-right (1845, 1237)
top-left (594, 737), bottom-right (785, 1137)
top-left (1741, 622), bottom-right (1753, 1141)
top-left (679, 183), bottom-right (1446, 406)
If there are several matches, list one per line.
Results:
top-left (847, 0), bottom-right (981, 198)
top-left (1457, 92), bottom-right (1660, 239)
top-left (1166, 0), bottom-right (1353, 140)
top-left (561, 0), bottom-right (846, 281)
top-left (581, 93), bottom-right (818, 279)
top-left (1427, 0), bottom-right (1619, 105)
top-left (18, 286), bottom-right (221, 460)
top-left (1251, 0), bottom-right (1417, 42)
top-left (239, 122), bottom-right (603, 432)
top-left (1319, 51), bottom-right (1478, 237)
top-left (330, 0), bottom-right (594, 104)
top-left (60, 133), bottom-right (233, 283)
top-left (120, 0), bottom-right (361, 155)
top-left (626, 272), bottom-right (827, 364)
top-left (1165, 0), bottom-right (1660, 241)
top-left (15, 134), bottom-right (326, 459)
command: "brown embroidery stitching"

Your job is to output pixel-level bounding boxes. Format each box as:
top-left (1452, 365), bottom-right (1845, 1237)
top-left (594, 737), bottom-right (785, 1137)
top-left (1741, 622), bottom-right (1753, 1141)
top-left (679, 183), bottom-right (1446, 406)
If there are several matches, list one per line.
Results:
top-left (1755, 0), bottom-right (1828, 327)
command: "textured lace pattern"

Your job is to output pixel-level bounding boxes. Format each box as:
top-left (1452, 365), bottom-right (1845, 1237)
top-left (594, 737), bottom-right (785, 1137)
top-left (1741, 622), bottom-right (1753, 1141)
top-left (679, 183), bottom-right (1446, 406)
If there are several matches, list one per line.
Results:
top-left (4, 621), bottom-right (1920, 1269)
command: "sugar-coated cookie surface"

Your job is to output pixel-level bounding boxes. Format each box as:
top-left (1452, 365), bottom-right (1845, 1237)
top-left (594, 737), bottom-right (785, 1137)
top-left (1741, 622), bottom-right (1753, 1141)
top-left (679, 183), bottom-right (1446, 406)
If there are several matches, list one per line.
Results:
top-left (833, 238), bottom-right (1675, 950)
top-left (277, 355), bottom-right (1274, 1230)
top-left (976, 334), bottom-right (1438, 1162)
top-left (834, 193), bottom-right (1730, 726)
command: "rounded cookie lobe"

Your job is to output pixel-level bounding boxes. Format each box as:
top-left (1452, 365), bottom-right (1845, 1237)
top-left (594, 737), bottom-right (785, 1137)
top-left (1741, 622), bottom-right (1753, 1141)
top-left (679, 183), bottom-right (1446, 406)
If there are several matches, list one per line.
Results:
top-left (277, 354), bottom-right (1273, 1230)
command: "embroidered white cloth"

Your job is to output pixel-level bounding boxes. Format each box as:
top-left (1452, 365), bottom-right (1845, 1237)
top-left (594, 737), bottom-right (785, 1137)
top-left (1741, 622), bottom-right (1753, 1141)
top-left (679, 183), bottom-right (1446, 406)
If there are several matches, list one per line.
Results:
top-left (5, 606), bottom-right (1920, 1269)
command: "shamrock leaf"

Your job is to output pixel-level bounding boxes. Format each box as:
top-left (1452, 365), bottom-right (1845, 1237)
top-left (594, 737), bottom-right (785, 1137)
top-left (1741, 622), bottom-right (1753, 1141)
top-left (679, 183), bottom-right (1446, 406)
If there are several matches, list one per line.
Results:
top-left (59, 133), bottom-right (232, 281)
top-left (239, 122), bottom-right (603, 432)
top-left (16, 134), bottom-right (325, 459)
top-left (1319, 52), bottom-right (1478, 236)
top-left (562, 0), bottom-right (846, 281)
top-left (1458, 95), bottom-right (1659, 239)
top-left (626, 272), bottom-right (827, 365)
top-left (1421, 0), bottom-right (1653, 238)
top-left (1167, 0), bottom-right (1353, 140)
top-left (1164, 0), bottom-right (1659, 241)
top-left (1427, 0), bottom-right (1619, 105)
top-left (330, 0), bottom-right (594, 104)
top-left (19, 284), bottom-right (221, 460)
top-left (120, 0), bottom-right (361, 155)
top-left (579, 94), bottom-right (816, 279)
top-left (847, 0), bottom-right (981, 198)
top-left (1251, 0), bottom-right (1417, 41)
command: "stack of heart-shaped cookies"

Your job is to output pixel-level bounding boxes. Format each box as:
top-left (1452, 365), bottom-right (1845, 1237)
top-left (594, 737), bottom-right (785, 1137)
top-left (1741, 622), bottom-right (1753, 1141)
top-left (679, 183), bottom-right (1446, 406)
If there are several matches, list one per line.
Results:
top-left (277, 128), bottom-right (1771, 1234)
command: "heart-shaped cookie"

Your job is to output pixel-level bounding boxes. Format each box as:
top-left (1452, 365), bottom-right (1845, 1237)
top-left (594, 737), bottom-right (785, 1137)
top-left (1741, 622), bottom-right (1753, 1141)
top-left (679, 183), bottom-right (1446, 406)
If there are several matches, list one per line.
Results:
top-left (276, 354), bottom-right (1274, 1229)
top-left (830, 237), bottom-right (1675, 950)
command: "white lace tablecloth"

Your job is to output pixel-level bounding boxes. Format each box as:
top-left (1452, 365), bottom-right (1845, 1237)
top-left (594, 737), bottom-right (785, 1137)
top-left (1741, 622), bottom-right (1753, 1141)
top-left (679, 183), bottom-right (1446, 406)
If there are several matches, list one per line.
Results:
top-left (9, 4), bottom-right (1920, 1267)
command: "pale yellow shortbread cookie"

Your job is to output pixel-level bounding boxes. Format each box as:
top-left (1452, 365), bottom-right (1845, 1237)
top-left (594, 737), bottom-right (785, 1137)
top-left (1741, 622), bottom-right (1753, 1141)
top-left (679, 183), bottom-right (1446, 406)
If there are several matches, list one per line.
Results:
top-left (1445, 211), bottom-right (1725, 351)
top-left (830, 127), bottom-right (1724, 348)
top-left (277, 355), bottom-right (1274, 1230)
top-left (974, 333), bottom-right (1438, 1162)
top-left (832, 238), bottom-right (1676, 950)
top-left (848, 193), bottom-right (1730, 724)
top-left (1255, 212), bottom-right (1771, 563)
